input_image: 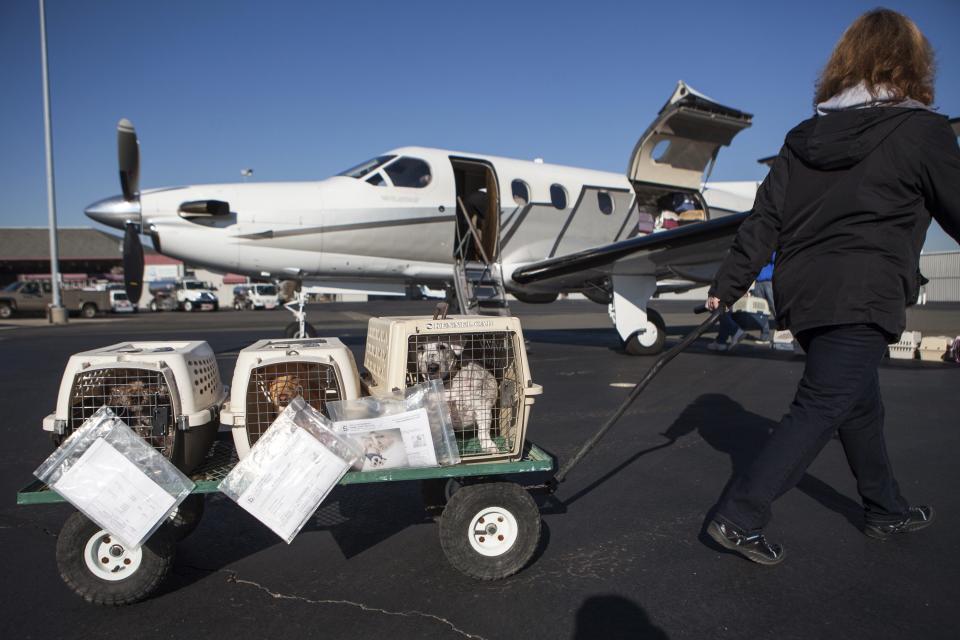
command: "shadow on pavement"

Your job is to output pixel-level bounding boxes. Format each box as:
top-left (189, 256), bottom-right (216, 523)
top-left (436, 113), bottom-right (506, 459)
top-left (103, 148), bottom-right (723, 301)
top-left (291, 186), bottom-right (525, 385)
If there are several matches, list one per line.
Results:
top-left (557, 393), bottom-right (863, 535)
top-left (573, 594), bottom-right (669, 640)
top-left (663, 394), bottom-right (864, 537)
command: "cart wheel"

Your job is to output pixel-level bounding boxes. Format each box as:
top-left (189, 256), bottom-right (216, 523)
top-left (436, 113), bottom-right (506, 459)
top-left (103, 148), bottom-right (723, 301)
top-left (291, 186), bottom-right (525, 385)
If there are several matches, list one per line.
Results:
top-left (624, 308), bottom-right (666, 355)
top-left (420, 478), bottom-right (462, 512)
top-left (56, 512), bottom-right (175, 606)
top-left (439, 482), bottom-right (540, 580)
top-left (166, 494), bottom-right (205, 541)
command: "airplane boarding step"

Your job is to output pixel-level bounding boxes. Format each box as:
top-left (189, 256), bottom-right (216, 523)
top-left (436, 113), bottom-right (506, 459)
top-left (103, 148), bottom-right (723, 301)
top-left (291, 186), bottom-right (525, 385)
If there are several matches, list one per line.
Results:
top-left (453, 260), bottom-right (510, 316)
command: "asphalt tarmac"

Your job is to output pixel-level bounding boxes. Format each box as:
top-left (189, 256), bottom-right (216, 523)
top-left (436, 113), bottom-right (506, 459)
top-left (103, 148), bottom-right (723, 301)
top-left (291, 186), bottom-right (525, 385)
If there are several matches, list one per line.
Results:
top-left (2, 300), bottom-right (958, 639)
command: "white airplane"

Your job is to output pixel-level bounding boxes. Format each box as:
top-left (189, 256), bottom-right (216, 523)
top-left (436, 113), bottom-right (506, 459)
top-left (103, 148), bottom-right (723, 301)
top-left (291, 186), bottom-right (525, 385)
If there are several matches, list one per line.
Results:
top-left (86, 81), bottom-right (758, 354)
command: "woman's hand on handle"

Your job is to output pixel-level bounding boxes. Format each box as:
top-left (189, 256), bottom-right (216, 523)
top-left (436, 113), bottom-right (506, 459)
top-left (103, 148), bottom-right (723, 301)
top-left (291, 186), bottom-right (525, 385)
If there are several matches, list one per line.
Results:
top-left (706, 296), bottom-right (722, 312)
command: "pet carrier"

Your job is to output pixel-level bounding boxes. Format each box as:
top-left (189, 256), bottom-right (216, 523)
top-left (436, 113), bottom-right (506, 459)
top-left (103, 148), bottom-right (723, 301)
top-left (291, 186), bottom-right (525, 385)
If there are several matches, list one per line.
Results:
top-left (42, 341), bottom-right (225, 474)
top-left (889, 331), bottom-right (922, 360)
top-left (221, 337), bottom-right (362, 458)
top-left (363, 315), bottom-right (542, 462)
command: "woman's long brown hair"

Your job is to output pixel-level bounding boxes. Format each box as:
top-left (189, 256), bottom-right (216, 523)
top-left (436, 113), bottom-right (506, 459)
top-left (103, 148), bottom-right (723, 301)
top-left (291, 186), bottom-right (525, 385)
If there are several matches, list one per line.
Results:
top-left (815, 9), bottom-right (935, 107)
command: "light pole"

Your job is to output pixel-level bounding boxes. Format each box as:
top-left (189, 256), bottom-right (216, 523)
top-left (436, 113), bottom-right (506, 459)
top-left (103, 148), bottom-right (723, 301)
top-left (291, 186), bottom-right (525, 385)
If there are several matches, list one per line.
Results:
top-left (39, 0), bottom-right (67, 324)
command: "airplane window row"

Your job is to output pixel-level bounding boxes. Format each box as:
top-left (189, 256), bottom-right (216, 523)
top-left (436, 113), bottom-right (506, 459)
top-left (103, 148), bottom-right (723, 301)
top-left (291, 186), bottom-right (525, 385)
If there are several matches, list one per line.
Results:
top-left (511, 179), bottom-right (614, 214)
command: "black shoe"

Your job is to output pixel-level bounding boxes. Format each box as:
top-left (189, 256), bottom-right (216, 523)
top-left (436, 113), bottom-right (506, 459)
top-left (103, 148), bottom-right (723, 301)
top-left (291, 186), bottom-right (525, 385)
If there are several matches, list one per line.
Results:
top-left (707, 520), bottom-right (785, 566)
top-left (863, 505), bottom-right (935, 540)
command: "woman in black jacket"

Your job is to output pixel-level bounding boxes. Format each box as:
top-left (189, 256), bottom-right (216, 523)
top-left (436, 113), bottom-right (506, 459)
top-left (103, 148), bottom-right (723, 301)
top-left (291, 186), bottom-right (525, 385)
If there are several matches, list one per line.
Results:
top-left (704, 9), bottom-right (960, 565)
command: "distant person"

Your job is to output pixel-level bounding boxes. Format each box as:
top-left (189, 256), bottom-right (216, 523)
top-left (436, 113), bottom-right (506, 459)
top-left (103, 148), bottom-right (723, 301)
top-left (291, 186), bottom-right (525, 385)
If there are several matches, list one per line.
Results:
top-left (704, 9), bottom-right (960, 565)
top-left (753, 253), bottom-right (776, 343)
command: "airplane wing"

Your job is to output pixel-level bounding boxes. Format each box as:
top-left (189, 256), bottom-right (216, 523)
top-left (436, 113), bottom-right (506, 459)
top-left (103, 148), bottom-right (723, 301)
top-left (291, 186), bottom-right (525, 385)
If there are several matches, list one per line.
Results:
top-left (510, 211), bottom-right (747, 291)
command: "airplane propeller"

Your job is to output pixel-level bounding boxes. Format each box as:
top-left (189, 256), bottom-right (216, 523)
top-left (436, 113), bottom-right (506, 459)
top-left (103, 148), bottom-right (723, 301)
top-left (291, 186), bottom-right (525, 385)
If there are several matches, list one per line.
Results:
top-left (117, 118), bottom-right (145, 303)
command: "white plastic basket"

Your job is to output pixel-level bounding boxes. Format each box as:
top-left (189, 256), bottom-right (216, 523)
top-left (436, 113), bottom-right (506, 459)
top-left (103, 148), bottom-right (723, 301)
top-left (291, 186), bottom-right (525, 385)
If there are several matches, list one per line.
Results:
top-left (889, 331), bottom-right (922, 360)
top-left (221, 338), bottom-right (362, 459)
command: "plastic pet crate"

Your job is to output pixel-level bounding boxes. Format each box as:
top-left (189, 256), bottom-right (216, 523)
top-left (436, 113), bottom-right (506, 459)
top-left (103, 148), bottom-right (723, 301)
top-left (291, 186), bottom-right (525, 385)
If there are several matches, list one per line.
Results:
top-left (889, 331), bottom-right (922, 360)
top-left (918, 336), bottom-right (951, 362)
top-left (362, 315), bottom-right (542, 463)
top-left (43, 341), bottom-right (225, 473)
top-left (221, 338), bottom-right (362, 459)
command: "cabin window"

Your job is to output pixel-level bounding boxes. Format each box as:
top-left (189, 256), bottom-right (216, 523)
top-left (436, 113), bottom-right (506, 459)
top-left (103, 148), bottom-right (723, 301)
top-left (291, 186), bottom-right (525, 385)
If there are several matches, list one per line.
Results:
top-left (366, 172), bottom-right (386, 187)
top-left (597, 191), bottom-right (614, 215)
top-left (652, 140), bottom-right (671, 163)
top-left (550, 184), bottom-right (567, 210)
top-left (511, 180), bottom-right (530, 206)
top-left (338, 155), bottom-right (396, 179)
top-left (22, 282), bottom-right (40, 295)
top-left (384, 157), bottom-right (432, 188)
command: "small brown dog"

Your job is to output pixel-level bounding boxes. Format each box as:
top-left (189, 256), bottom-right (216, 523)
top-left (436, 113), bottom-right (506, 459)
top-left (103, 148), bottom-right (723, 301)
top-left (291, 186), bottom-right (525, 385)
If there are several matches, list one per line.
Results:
top-left (267, 374), bottom-right (302, 411)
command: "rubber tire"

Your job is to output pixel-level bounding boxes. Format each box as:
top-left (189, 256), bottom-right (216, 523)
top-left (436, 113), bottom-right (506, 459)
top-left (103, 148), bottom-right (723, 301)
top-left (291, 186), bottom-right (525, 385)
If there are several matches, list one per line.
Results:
top-left (439, 482), bottom-right (541, 580)
top-left (166, 494), bottom-right (205, 541)
top-left (183, 301), bottom-right (194, 312)
top-left (512, 292), bottom-right (559, 304)
top-left (284, 321), bottom-right (317, 338)
top-left (56, 512), bottom-right (175, 606)
top-left (81, 303), bottom-right (98, 319)
top-left (0, 303), bottom-right (12, 319)
top-left (624, 307), bottom-right (666, 356)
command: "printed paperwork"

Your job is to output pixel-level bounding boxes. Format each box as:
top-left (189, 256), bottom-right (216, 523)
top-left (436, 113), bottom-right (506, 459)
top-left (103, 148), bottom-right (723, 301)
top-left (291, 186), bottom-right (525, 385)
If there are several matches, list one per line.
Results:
top-left (54, 438), bottom-right (176, 548)
top-left (333, 407), bottom-right (438, 470)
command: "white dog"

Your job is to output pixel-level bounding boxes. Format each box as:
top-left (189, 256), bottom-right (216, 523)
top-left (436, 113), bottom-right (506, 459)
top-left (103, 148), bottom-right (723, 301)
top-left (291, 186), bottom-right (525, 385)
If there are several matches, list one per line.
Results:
top-left (416, 341), bottom-right (500, 453)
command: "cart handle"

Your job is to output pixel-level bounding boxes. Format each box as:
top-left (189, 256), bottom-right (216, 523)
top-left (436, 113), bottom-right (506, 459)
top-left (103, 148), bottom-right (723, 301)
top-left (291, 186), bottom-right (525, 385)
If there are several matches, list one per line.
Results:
top-left (550, 307), bottom-right (721, 489)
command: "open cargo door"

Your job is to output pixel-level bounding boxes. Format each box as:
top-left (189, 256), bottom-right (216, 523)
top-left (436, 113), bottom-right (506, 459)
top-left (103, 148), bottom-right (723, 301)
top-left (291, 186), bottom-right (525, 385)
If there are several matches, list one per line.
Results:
top-left (628, 81), bottom-right (752, 220)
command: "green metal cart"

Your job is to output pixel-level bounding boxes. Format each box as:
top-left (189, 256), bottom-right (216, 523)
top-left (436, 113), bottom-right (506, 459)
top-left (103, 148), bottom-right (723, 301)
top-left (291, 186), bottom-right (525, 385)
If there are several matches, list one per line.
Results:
top-left (17, 435), bottom-right (555, 605)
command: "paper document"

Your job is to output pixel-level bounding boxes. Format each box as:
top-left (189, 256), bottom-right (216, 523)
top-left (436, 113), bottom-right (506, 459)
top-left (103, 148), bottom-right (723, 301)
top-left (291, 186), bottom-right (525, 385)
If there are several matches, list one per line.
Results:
top-left (235, 426), bottom-right (350, 542)
top-left (333, 407), bottom-right (438, 471)
top-left (53, 437), bottom-right (177, 548)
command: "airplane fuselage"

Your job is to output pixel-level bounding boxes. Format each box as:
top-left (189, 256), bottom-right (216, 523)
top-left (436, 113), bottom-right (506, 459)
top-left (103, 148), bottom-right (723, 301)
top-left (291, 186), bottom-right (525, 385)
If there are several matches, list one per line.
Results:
top-left (86, 146), bottom-right (755, 294)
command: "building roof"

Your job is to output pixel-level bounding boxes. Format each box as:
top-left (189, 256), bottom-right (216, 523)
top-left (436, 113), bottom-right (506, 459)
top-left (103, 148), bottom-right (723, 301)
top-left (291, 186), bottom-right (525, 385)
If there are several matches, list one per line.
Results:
top-left (0, 227), bottom-right (163, 261)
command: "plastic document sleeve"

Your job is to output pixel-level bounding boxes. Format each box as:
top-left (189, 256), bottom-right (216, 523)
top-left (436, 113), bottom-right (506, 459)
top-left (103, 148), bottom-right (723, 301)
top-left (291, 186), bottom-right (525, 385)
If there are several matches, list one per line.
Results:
top-left (218, 397), bottom-right (361, 544)
top-left (34, 407), bottom-right (194, 549)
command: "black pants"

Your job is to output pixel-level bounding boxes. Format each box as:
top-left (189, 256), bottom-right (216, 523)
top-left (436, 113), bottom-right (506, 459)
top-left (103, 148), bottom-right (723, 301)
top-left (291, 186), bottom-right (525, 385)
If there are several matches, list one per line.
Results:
top-left (716, 324), bottom-right (909, 533)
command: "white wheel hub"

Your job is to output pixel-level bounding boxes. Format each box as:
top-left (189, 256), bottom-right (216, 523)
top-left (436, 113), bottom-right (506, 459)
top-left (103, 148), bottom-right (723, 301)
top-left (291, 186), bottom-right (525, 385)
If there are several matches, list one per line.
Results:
top-left (636, 319), bottom-right (659, 347)
top-left (467, 506), bottom-right (518, 557)
top-left (83, 530), bottom-right (142, 581)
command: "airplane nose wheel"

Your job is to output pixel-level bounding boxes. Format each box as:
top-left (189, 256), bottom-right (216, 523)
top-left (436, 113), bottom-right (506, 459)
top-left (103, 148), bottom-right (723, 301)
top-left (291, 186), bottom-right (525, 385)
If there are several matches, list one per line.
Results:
top-left (284, 321), bottom-right (317, 338)
top-left (282, 291), bottom-right (317, 338)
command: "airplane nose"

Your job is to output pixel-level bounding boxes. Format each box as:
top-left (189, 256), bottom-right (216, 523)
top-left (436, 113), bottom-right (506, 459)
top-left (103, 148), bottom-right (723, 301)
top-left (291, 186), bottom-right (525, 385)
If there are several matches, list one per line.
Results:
top-left (84, 195), bottom-right (141, 230)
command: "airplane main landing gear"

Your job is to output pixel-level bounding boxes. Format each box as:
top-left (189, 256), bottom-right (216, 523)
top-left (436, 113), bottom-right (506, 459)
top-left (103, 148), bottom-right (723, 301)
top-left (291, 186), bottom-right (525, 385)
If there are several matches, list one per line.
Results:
top-left (609, 274), bottom-right (667, 356)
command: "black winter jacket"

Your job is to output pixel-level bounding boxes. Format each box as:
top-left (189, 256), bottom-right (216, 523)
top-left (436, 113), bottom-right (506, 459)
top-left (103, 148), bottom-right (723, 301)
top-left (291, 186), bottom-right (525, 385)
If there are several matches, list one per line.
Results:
top-left (709, 107), bottom-right (960, 339)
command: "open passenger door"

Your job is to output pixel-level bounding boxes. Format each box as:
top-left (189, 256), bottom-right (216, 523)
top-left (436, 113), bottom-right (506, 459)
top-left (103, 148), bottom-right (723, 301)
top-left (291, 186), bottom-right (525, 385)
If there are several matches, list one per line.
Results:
top-left (627, 81), bottom-right (753, 221)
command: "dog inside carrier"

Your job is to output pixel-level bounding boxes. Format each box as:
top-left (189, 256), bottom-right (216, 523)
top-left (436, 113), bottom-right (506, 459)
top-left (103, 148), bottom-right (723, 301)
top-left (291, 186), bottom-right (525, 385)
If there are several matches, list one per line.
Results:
top-left (363, 316), bottom-right (541, 462)
top-left (44, 342), bottom-right (225, 474)
top-left (223, 338), bottom-right (362, 458)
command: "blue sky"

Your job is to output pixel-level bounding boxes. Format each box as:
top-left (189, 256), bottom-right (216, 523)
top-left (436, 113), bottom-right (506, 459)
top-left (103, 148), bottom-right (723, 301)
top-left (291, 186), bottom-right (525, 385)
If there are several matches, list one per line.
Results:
top-left (2, 0), bottom-right (958, 250)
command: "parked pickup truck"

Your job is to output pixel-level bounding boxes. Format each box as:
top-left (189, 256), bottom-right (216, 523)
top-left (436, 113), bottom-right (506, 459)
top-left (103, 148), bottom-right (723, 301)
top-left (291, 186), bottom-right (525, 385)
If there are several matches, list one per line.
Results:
top-left (0, 281), bottom-right (110, 319)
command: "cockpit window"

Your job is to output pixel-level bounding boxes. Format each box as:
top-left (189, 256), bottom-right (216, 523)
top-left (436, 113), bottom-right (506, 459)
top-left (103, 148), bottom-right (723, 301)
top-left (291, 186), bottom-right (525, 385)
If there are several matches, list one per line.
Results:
top-left (338, 155), bottom-right (396, 179)
top-left (383, 157), bottom-right (432, 188)
top-left (367, 172), bottom-right (386, 187)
